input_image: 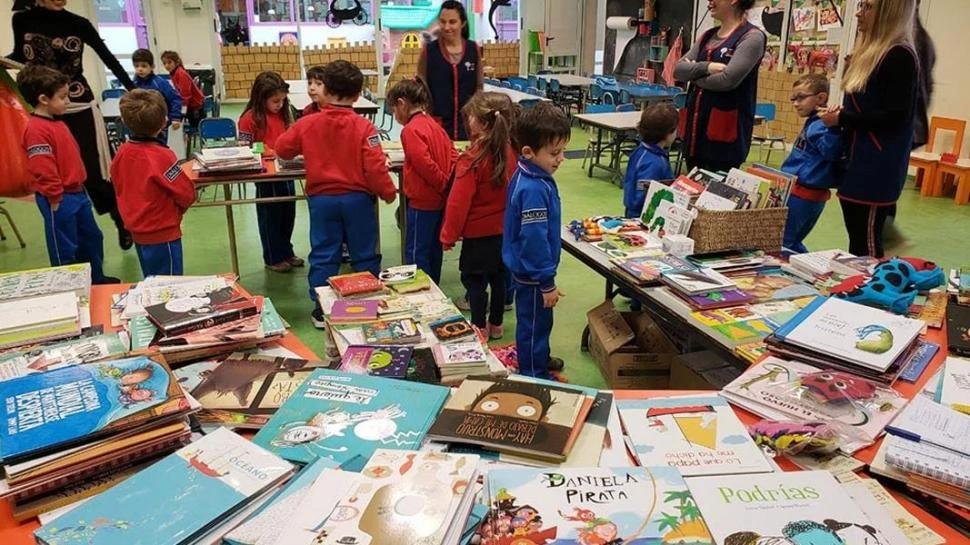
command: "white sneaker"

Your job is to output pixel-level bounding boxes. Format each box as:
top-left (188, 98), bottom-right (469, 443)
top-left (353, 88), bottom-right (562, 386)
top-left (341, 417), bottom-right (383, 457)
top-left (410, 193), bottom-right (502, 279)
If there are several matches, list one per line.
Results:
top-left (455, 296), bottom-right (471, 311)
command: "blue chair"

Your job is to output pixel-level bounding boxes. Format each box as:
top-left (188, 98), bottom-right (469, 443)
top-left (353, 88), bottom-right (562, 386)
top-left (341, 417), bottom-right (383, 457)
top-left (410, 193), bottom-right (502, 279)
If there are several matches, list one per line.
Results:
top-left (753, 102), bottom-right (786, 163)
top-left (616, 103), bottom-right (637, 112)
top-left (619, 89), bottom-right (632, 105)
top-left (550, 79), bottom-right (582, 116)
top-left (500, 80), bottom-right (512, 89)
top-left (585, 104), bottom-right (616, 114)
top-left (101, 88), bottom-right (126, 100)
top-left (581, 104), bottom-right (617, 170)
top-left (527, 75), bottom-right (539, 90)
top-left (519, 98), bottom-right (543, 109)
top-left (198, 117), bottom-right (237, 148)
top-left (673, 92), bottom-right (688, 109)
top-left (526, 86), bottom-right (541, 96)
top-left (601, 92), bottom-right (616, 105)
top-left (536, 77), bottom-right (548, 96)
top-left (588, 83), bottom-right (605, 105)
top-left (509, 76), bottom-right (529, 89)
top-left (512, 83), bottom-right (525, 92)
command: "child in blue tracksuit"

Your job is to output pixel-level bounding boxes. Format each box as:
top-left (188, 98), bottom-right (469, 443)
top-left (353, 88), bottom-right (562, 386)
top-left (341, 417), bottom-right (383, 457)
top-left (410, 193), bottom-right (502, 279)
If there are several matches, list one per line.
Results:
top-left (622, 104), bottom-right (679, 218)
top-left (781, 74), bottom-right (841, 254)
top-left (503, 103), bottom-right (572, 379)
top-left (131, 48), bottom-right (182, 145)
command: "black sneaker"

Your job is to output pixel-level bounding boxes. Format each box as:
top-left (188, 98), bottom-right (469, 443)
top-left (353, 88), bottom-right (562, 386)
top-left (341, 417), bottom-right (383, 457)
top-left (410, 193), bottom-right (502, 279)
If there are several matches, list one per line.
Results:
top-left (95, 276), bottom-right (122, 285)
top-left (119, 228), bottom-right (133, 250)
top-left (311, 308), bottom-right (327, 329)
top-left (548, 356), bottom-right (564, 371)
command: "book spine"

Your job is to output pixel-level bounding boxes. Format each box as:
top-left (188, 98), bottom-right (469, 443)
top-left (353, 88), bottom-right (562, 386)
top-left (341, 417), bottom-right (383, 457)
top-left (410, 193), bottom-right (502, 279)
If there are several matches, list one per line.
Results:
top-left (156, 305), bottom-right (260, 336)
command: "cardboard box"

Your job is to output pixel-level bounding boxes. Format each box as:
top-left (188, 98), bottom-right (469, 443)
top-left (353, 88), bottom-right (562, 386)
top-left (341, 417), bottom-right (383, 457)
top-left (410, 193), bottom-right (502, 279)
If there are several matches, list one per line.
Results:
top-left (586, 301), bottom-right (678, 389)
top-left (669, 351), bottom-right (742, 390)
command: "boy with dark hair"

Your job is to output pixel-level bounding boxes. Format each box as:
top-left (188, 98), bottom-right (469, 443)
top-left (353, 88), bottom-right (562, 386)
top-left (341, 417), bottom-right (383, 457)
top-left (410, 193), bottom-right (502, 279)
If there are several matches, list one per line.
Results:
top-left (303, 65), bottom-right (327, 116)
top-left (276, 60), bottom-right (397, 327)
top-left (781, 73), bottom-right (841, 254)
top-left (502, 102), bottom-right (571, 379)
top-left (623, 103), bottom-right (679, 219)
top-left (131, 48), bottom-right (182, 144)
top-left (17, 65), bottom-right (117, 284)
top-left (110, 89), bottom-right (196, 277)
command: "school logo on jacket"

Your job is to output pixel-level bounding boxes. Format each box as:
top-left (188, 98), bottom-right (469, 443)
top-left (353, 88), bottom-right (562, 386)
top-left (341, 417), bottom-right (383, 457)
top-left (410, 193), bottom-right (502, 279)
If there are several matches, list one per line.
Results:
top-left (464, 61), bottom-right (476, 72)
top-left (164, 162), bottom-right (183, 181)
top-left (27, 144), bottom-right (52, 157)
top-left (367, 134), bottom-right (381, 148)
top-left (521, 208), bottom-right (548, 225)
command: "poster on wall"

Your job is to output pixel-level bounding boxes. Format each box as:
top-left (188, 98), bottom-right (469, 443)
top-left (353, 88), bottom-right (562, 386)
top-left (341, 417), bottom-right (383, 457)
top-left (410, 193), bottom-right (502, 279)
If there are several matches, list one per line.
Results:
top-left (279, 31), bottom-right (299, 45)
top-left (817, 3), bottom-right (843, 31)
top-left (792, 6), bottom-right (816, 32)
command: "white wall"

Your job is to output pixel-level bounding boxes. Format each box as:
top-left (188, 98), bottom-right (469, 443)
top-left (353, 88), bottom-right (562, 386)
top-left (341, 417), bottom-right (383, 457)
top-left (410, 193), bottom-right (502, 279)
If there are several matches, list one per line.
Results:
top-left (921, 0), bottom-right (970, 156)
top-left (147, 0), bottom-right (221, 85)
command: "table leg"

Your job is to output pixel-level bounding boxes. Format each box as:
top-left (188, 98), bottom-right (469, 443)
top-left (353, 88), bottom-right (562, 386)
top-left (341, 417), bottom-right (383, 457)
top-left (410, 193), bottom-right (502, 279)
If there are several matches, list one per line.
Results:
top-left (223, 183), bottom-right (240, 275)
top-left (588, 127), bottom-right (602, 178)
top-left (398, 171), bottom-right (408, 265)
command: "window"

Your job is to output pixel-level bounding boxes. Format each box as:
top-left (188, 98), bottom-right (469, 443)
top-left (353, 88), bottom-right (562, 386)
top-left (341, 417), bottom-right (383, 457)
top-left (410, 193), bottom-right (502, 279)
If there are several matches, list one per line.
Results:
top-left (94, 0), bottom-right (130, 24)
top-left (254, 0), bottom-right (291, 22)
top-left (297, 0), bottom-right (328, 23)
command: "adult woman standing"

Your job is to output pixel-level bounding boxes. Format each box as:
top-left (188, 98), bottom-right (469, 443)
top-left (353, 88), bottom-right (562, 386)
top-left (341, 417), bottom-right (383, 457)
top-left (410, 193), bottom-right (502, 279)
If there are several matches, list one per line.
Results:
top-left (418, 0), bottom-right (483, 141)
top-left (8, 0), bottom-right (134, 249)
top-left (674, 0), bottom-right (765, 172)
top-left (818, 0), bottom-right (918, 258)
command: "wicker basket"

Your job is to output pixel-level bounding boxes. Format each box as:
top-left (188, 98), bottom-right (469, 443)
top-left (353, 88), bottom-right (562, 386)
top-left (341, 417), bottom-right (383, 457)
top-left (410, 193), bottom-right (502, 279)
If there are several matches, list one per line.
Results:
top-left (687, 207), bottom-right (789, 254)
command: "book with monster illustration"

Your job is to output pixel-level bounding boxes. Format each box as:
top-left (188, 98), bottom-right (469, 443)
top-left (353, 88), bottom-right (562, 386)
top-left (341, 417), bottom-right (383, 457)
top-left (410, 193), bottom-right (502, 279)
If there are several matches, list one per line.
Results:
top-left (479, 466), bottom-right (713, 545)
top-left (251, 368), bottom-right (450, 465)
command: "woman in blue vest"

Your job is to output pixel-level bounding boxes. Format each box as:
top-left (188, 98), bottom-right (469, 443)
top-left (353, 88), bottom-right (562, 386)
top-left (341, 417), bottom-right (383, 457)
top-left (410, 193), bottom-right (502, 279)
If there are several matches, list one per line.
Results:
top-left (674, 0), bottom-right (765, 172)
top-left (418, 0), bottom-right (483, 141)
top-left (818, 0), bottom-right (917, 258)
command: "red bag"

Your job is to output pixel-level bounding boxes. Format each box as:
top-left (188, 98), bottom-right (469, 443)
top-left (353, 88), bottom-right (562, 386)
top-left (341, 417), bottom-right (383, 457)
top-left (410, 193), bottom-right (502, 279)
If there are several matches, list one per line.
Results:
top-left (0, 69), bottom-right (32, 198)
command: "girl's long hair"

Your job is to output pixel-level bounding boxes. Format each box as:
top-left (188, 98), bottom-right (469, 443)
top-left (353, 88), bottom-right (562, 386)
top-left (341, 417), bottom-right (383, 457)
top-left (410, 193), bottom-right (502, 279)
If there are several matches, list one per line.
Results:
top-left (842, 0), bottom-right (916, 93)
top-left (462, 92), bottom-right (517, 188)
top-left (242, 71), bottom-right (292, 130)
top-left (386, 77), bottom-right (432, 111)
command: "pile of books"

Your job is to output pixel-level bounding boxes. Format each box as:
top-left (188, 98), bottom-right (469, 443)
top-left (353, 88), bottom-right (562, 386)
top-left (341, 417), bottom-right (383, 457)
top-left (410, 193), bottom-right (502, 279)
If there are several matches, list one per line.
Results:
top-left (765, 296), bottom-right (926, 384)
top-left (0, 354), bottom-right (197, 522)
top-left (114, 275), bottom-right (288, 364)
top-left (661, 267), bottom-right (754, 310)
top-left (193, 146), bottom-right (263, 174)
top-left (317, 268), bottom-right (506, 384)
top-left (690, 165), bottom-right (794, 211)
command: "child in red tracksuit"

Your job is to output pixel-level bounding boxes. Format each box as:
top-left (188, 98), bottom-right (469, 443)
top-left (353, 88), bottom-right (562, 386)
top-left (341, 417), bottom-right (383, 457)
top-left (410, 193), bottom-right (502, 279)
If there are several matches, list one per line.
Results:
top-left (160, 50), bottom-right (205, 129)
top-left (275, 61), bottom-right (397, 327)
top-left (111, 89), bottom-right (196, 277)
top-left (388, 78), bottom-right (457, 284)
top-left (18, 65), bottom-right (116, 284)
top-left (238, 71), bottom-right (301, 273)
top-left (302, 65), bottom-right (326, 117)
top-left (440, 92), bottom-right (517, 340)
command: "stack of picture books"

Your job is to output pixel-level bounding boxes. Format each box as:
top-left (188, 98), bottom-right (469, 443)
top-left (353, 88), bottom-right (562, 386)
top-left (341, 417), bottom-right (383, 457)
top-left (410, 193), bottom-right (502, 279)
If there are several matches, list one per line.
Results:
top-left (781, 248), bottom-right (854, 282)
top-left (661, 267), bottom-right (754, 310)
top-left (317, 268), bottom-right (507, 385)
top-left (115, 275), bottom-right (288, 364)
top-left (193, 145), bottom-right (263, 174)
top-left (692, 165), bottom-right (794, 211)
top-left (0, 264), bottom-right (93, 355)
top-left (765, 296), bottom-right (926, 384)
top-left (0, 354), bottom-right (197, 522)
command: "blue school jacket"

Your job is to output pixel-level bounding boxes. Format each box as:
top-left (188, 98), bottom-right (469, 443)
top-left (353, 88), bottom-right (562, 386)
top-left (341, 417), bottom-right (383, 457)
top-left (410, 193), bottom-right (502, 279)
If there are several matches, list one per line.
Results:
top-left (781, 114), bottom-right (841, 189)
top-left (133, 73), bottom-right (183, 123)
top-left (623, 142), bottom-right (673, 218)
top-left (502, 159), bottom-right (562, 293)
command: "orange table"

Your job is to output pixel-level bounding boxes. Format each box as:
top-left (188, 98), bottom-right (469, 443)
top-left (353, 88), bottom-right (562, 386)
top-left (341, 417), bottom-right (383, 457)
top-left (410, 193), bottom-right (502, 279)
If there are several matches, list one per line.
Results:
top-left (0, 284), bottom-right (320, 545)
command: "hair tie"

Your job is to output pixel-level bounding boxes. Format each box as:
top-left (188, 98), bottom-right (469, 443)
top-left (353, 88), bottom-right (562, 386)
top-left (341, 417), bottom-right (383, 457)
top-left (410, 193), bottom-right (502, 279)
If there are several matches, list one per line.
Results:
top-left (493, 110), bottom-right (501, 118)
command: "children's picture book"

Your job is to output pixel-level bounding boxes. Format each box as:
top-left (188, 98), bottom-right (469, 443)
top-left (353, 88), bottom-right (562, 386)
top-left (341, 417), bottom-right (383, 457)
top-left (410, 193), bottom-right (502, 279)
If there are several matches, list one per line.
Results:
top-left (329, 300), bottom-right (379, 323)
top-left (479, 466), bottom-right (713, 545)
top-left (339, 345), bottom-right (412, 378)
top-left (252, 368), bottom-right (450, 465)
top-left (613, 254), bottom-right (695, 285)
top-left (677, 288), bottom-right (754, 311)
top-left (174, 353), bottom-right (327, 429)
top-left (687, 470), bottom-right (898, 545)
top-left (0, 292), bottom-right (81, 350)
top-left (0, 355), bottom-right (186, 463)
top-left (909, 291), bottom-right (947, 329)
top-left (940, 357), bottom-right (970, 414)
top-left (388, 269), bottom-right (432, 294)
top-left (143, 284), bottom-right (259, 336)
top-left (727, 269), bottom-right (819, 303)
top-left (317, 449), bottom-right (479, 545)
top-left (725, 168), bottom-right (771, 208)
top-left (361, 317), bottom-right (422, 345)
top-left (694, 183), bottom-right (748, 211)
top-left (662, 268), bottom-right (736, 295)
top-left (34, 428), bottom-right (293, 545)
top-left (747, 164), bottom-right (795, 208)
top-left (686, 250), bottom-right (766, 271)
top-left (946, 300), bottom-right (970, 357)
top-left (617, 394), bottom-right (773, 476)
top-left (378, 264), bottom-right (417, 284)
top-left (692, 306), bottom-right (759, 327)
top-left (268, 468), bottom-right (363, 545)
top-left (898, 340), bottom-right (939, 382)
top-left (432, 341), bottom-right (487, 366)
top-left (646, 201), bottom-right (695, 237)
top-left (428, 314), bottom-right (476, 342)
top-left (407, 347), bottom-right (443, 384)
top-left (671, 175), bottom-right (706, 196)
top-left (0, 263), bottom-right (91, 302)
top-left (686, 167), bottom-right (725, 185)
top-left (789, 249), bottom-right (850, 277)
top-left (774, 297), bottom-right (924, 371)
top-left (639, 180), bottom-right (691, 226)
top-left (0, 332), bottom-right (128, 381)
top-left (427, 377), bottom-right (590, 461)
top-left (327, 272), bottom-right (384, 297)
top-left (722, 356), bottom-right (905, 453)
top-left (711, 320), bottom-right (772, 342)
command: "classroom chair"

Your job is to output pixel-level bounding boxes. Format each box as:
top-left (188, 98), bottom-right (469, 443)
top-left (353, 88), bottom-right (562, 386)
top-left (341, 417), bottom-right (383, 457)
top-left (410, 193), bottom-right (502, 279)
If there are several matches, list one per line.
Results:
top-left (519, 98), bottom-right (543, 110)
top-left (588, 83), bottom-right (606, 105)
top-left (512, 83), bottom-right (525, 92)
top-left (0, 202), bottom-right (26, 248)
top-left (673, 92), bottom-right (687, 109)
top-left (527, 75), bottom-right (539, 91)
top-left (550, 79), bottom-right (582, 117)
top-left (601, 92), bottom-right (616, 105)
top-left (536, 77), bottom-right (548, 96)
top-left (619, 89), bottom-right (632, 105)
top-left (752, 103), bottom-right (786, 163)
top-left (938, 158), bottom-right (970, 205)
top-left (616, 103), bottom-right (637, 112)
top-left (580, 103), bottom-right (617, 170)
top-left (199, 117), bottom-right (244, 198)
top-left (101, 88), bottom-right (126, 100)
top-left (500, 80), bottom-right (512, 89)
top-left (914, 116), bottom-right (966, 197)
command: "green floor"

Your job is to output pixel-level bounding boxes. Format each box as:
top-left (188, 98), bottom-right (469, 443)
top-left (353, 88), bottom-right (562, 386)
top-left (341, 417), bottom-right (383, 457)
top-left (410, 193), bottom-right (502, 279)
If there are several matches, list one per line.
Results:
top-left (3, 106), bottom-right (969, 389)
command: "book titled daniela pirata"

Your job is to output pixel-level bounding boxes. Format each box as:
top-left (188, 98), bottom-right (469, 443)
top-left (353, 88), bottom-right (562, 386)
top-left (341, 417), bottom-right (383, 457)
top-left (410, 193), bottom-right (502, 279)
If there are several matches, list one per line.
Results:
top-left (33, 427), bottom-right (294, 545)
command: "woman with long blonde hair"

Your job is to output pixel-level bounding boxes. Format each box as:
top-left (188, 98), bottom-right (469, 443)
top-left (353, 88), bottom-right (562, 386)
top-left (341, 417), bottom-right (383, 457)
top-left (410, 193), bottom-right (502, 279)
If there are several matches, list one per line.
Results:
top-left (818, 0), bottom-right (918, 258)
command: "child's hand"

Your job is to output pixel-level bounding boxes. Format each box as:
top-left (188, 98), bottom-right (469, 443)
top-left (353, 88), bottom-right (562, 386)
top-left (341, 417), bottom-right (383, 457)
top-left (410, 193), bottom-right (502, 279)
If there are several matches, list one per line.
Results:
top-left (708, 62), bottom-right (727, 74)
top-left (385, 156), bottom-right (392, 168)
top-left (542, 289), bottom-right (564, 308)
top-left (382, 193), bottom-right (396, 204)
top-left (442, 241), bottom-right (455, 251)
top-left (50, 201), bottom-right (60, 212)
top-left (171, 121), bottom-right (182, 130)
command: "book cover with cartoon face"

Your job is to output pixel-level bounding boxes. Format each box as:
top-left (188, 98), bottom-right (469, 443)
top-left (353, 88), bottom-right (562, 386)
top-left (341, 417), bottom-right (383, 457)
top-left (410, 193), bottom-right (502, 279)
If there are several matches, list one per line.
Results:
top-left (0, 355), bottom-right (185, 463)
top-left (252, 369), bottom-right (449, 465)
top-left (687, 471), bottom-right (897, 545)
top-left (427, 378), bottom-right (588, 461)
top-left (480, 466), bottom-right (713, 545)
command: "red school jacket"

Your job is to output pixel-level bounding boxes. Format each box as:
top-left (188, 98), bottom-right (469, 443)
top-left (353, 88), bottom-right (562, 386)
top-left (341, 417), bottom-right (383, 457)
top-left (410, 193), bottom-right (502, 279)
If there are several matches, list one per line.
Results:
top-left (110, 138), bottom-right (196, 245)
top-left (275, 104), bottom-right (396, 201)
top-left (439, 141), bottom-right (517, 247)
top-left (169, 65), bottom-right (205, 111)
top-left (400, 111), bottom-right (457, 210)
top-left (238, 109), bottom-right (288, 150)
top-left (22, 114), bottom-right (86, 205)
